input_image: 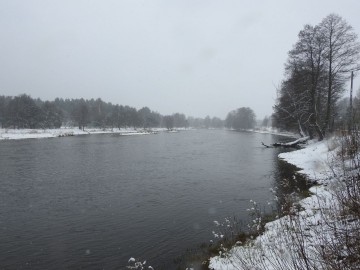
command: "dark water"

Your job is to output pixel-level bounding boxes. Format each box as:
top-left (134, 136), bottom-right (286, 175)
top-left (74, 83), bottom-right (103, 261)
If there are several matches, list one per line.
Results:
top-left (0, 130), bottom-right (296, 269)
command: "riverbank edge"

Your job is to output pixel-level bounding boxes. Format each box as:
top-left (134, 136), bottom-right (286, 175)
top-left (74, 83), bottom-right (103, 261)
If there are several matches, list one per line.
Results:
top-left (209, 137), bottom-right (339, 269)
top-left (0, 127), bottom-right (296, 141)
top-left (0, 127), bottom-right (189, 141)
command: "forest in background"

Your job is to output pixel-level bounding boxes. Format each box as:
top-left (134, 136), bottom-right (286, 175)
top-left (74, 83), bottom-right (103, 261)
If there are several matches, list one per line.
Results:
top-left (0, 94), bottom-right (225, 130)
top-left (0, 93), bottom-right (258, 131)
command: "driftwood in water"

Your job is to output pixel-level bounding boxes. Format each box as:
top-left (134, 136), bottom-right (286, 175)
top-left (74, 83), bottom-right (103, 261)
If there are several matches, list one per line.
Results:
top-left (262, 137), bottom-right (309, 149)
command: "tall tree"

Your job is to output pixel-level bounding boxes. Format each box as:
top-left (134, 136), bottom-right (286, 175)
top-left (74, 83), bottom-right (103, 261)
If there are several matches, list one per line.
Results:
top-left (138, 107), bottom-right (161, 128)
top-left (71, 99), bottom-right (89, 130)
top-left (41, 101), bottom-right (63, 128)
top-left (0, 96), bottom-right (8, 128)
top-left (91, 98), bottom-right (106, 128)
top-left (274, 68), bottom-right (312, 136)
top-left (289, 24), bottom-right (327, 139)
top-left (274, 14), bottom-right (360, 139)
top-left (163, 115), bottom-right (174, 130)
top-left (320, 14), bottom-right (360, 133)
top-left (226, 107), bottom-right (256, 130)
top-left (6, 94), bottom-right (42, 128)
top-left (173, 113), bottom-right (188, 128)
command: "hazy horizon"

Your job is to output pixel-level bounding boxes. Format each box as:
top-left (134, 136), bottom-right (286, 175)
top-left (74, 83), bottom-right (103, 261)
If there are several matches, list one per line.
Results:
top-left (1, 0), bottom-right (360, 119)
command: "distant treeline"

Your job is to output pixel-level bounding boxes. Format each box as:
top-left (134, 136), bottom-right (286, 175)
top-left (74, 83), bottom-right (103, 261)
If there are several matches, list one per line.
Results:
top-left (0, 94), bottom-right (225, 130)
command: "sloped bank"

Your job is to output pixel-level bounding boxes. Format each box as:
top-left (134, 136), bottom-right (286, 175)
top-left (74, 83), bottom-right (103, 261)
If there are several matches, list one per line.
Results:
top-left (209, 138), bottom-right (347, 270)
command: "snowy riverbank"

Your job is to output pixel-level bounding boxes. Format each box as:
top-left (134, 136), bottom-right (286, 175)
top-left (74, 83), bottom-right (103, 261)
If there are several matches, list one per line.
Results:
top-left (209, 137), bottom-right (349, 270)
top-left (253, 127), bottom-right (298, 138)
top-left (0, 127), bottom-right (187, 141)
top-left (0, 127), bottom-right (295, 141)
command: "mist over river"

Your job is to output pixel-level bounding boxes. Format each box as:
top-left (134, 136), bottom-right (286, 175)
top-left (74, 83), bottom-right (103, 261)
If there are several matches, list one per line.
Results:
top-left (0, 130), bottom-right (297, 269)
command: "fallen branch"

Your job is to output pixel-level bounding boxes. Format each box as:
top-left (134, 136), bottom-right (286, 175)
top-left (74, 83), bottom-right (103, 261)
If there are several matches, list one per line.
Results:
top-left (262, 136), bottom-right (309, 149)
top-left (262, 142), bottom-right (273, 148)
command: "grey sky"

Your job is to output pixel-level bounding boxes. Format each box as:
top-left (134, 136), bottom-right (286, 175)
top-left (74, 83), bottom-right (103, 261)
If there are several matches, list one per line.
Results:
top-left (1, 0), bottom-right (360, 119)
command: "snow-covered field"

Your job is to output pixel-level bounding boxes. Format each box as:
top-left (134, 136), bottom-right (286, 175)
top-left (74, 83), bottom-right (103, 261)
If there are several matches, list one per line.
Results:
top-left (209, 137), bottom-right (352, 270)
top-left (0, 127), bottom-right (184, 140)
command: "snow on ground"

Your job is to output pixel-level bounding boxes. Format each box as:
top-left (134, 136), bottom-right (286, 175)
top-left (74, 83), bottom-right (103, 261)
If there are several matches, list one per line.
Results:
top-left (0, 127), bottom-right (297, 141)
top-left (209, 137), bottom-right (344, 270)
top-left (253, 127), bottom-right (298, 138)
top-left (279, 139), bottom-right (336, 182)
top-left (0, 127), bottom-right (186, 140)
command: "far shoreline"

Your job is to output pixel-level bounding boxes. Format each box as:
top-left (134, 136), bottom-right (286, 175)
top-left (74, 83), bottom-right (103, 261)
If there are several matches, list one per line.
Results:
top-left (0, 127), bottom-right (189, 141)
top-left (0, 127), bottom-right (298, 141)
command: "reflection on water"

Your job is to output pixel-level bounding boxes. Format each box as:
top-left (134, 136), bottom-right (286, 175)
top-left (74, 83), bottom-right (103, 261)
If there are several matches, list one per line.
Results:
top-left (0, 130), bottom-right (304, 270)
top-left (273, 158), bottom-right (313, 212)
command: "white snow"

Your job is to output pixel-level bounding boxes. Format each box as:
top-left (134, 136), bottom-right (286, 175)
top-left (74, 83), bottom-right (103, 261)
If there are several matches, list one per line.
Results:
top-left (0, 127), bottom-right (187, 141)
top-left (278, 139), bottom-right (335, 182)
top-left (253, 127), bottom-right (298, 138)
top-left (209, 137), bottom-right (350, 270)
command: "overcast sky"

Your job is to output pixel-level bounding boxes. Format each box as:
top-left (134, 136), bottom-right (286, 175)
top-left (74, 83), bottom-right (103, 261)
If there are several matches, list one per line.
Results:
top-left (1, 0), bottom-right (360, 119)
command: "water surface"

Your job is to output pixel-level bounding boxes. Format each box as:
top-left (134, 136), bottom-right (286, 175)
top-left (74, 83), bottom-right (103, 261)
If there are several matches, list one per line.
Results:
top-left (0, 130), bottom-right (294, 269)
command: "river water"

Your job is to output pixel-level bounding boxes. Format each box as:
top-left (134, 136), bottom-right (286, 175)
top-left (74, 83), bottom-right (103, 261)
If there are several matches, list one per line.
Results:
top-left (0, 130), bottom-right (297, 269)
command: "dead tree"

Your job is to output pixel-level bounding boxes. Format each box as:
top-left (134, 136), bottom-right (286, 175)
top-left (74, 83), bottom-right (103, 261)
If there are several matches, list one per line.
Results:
top-left (262, 136), bottom-right (309, 148)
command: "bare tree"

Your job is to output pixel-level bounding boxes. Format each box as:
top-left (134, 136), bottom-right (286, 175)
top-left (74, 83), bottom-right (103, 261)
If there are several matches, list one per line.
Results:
top-left (273, 75), bottom-right (310, 137)
top-left (320, 14), bottom-right (360, 133)
top-left (289, 24), bottom-right (327, 139)
top-left (274, 14), bottom-right (360, 139)
top-left (274, 24), bottom-right (327, 138)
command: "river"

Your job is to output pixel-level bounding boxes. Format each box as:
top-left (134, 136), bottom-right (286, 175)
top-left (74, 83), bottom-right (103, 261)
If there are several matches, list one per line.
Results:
top-left (0, 129), bottom-right (298, 269)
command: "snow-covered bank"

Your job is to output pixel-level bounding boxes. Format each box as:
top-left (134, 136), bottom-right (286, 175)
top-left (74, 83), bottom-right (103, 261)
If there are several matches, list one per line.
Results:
top-left (0, 127), bottom-right (186, 141)
top-left (278, 139), bottom-right (335, 182)
top-left (227, 127), bottom-right (298, 138)
top-left (209, 138), bottom-right (352, 270)
top-left (253, 127), bottom-right (298, 138)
